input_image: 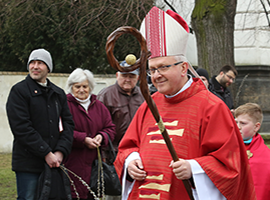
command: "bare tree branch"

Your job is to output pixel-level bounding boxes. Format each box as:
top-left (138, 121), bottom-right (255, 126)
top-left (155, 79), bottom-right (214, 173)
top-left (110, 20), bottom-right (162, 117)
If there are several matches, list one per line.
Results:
top-left (260, 0), bottom-right (270, 27)
top-left (267, 0), bottom-right (270, 8)
top-left (235, 74), bottom-right (249, 107)
top-left (164, 0), bottom-right (177, 13)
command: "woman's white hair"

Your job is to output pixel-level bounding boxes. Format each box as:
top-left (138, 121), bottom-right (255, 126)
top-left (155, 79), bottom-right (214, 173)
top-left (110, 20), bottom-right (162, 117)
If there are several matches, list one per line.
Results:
top-left (66, 68), bottom-right (95, 94)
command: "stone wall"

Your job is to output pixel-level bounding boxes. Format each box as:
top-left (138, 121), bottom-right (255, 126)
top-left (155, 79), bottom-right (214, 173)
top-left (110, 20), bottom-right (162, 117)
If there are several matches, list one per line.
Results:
top-left (233, 65), bottom-right (270, 132)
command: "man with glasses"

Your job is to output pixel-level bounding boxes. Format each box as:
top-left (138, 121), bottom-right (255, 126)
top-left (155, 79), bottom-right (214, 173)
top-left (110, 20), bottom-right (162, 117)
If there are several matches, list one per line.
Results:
top-left (114, 6), bottom-right (255, 200)
top-left (209, 65), bottom-right (238, 112)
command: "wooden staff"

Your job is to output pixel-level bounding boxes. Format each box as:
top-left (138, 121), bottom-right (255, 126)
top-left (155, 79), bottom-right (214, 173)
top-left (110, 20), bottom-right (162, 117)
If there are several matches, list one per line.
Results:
top-left (106, 26), bottom-right (194, 200)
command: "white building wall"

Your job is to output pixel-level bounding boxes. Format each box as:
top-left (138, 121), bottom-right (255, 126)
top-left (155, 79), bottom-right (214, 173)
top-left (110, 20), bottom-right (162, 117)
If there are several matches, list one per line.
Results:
top-left (155, 0), bottom-right (270, 66)
top-left (235, 0), bottom-right (270, 66)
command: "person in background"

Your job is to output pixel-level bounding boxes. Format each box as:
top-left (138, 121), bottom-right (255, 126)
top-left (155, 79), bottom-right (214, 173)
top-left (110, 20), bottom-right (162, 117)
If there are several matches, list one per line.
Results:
top-left (114, 7), bottom-right (256, 200)
top-left (235, 103), bottom-right (270, 200)
top-left (209, 65), bottom-right (237, 113)
top-left (6, 48), bottom-right (74, 200)
top-left (63, 68), bottom-right (116, 200)
top-left (196, 68), bottom-right (210, 88)
top-left (97, 60), bottom-right (144, 154)
top-left (97, 61), bottom-right (144, 200)
top-left (147, 74), bottom-right (158, 94)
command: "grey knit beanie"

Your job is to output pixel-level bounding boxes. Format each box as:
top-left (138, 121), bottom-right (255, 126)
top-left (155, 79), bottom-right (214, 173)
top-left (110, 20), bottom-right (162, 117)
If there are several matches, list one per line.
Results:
top-left (27, 49), bottom-right (53, 72)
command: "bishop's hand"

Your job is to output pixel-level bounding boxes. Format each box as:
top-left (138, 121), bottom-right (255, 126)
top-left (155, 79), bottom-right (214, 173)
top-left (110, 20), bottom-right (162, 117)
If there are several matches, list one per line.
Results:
top-left (127, 159), bottom-right (147, 181)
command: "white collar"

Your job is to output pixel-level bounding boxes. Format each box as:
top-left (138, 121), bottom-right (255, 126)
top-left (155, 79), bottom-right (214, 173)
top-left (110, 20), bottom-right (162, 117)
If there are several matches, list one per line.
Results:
top-left (37, 80), bottom-right (48, 87)
top-left (72, 94), bottom-right (91, 111)
top-left (72, 94), bottom-right (91, 103)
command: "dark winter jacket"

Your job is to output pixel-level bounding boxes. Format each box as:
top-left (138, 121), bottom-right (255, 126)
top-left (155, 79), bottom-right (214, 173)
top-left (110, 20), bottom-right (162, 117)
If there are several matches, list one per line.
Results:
top-left (63, 93), bottom-right (116, 199)
top-left (97, 82), bottom-right (144, 149)
top-left (209, 75), bottom-right (234, 109)
top-left (35, 163), bottom-right (72, 200)
top-left (6, 74), bottom-right (74, 173)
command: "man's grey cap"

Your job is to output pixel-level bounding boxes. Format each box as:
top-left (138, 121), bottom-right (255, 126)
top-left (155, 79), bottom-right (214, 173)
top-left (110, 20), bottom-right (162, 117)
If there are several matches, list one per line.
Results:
top-left (27, 49), bottom-right (53, 72)
top-left (119, 61), bottom-right (139, 75)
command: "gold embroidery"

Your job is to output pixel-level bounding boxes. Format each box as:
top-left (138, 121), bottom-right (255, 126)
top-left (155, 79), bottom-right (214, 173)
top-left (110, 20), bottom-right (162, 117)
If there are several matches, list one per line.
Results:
top-left (139, 183), bottom-right (171, 192)
top-left (167, 129), bottom-right (184, 136)
top-left (147, 129), bottom-right (184, 136)
top-left (147, 130), bottom-right (161, 135)
top-left (149, 138), bottom-right (172, 144)
top-left (146, 174), bottom-right (164, 180)
top-left (139, 193), bottom-right (160, 199)
top-left (156, 120), bottom-right (178, 126)
top-left (247, 150), bottom-right (253, 159)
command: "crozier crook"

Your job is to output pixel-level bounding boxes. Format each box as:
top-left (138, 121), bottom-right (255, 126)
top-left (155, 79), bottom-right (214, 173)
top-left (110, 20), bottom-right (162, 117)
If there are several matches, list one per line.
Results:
top-left (106, 26), bottom-right (194, 200)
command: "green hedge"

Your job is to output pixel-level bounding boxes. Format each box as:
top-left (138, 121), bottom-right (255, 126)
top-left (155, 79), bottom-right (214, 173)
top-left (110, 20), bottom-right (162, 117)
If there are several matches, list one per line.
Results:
top-left (261, 134), bottom-right (270, 147)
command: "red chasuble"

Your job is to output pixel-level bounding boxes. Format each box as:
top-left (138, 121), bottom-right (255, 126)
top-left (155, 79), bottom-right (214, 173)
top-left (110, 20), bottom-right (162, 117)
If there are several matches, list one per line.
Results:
top-left (114, 78), bottom-right (256, 200)
top-left (245, 133), bottom-right (270, 200)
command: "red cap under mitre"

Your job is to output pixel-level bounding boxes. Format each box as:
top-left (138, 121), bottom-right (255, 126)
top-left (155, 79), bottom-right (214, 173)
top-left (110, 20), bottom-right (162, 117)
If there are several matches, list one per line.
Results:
top-left (140, 6), bottom-right (189, 59)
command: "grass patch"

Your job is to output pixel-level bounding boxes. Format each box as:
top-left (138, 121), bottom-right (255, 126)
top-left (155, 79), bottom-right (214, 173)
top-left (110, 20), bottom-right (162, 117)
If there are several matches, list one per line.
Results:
top-left (0, 153), bottom-right (17, 200)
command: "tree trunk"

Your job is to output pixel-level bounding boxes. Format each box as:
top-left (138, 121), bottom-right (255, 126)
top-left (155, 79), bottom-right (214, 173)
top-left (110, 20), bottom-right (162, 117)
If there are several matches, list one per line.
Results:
top-left (191, 0), bottom-right (237, 76)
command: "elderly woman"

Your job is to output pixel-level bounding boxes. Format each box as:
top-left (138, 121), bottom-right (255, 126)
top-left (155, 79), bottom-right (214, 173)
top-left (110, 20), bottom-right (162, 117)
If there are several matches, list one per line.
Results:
top-left (63, 68), bottom-right (116, 200)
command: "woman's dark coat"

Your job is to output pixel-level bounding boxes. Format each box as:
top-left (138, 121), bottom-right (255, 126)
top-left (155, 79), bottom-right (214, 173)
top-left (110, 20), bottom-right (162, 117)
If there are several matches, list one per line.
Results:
top-left (63, 93), bottom-right (116, 199)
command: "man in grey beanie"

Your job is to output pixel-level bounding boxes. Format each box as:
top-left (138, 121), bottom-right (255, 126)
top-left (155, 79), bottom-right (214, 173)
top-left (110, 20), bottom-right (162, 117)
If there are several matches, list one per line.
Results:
top-left (6, 48), bottom-right (74, 200)
top-left (27, 48), bottom-right (53, 72)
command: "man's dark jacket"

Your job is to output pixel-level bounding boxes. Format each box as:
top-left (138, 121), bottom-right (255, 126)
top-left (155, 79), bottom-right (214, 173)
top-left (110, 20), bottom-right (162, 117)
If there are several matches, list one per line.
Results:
top-left (6, 74), bottom-right (74, 173)
top-left (97, 82), bottom-right (144, 149)
top-left (209, 75), bottom-right (234, 109)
